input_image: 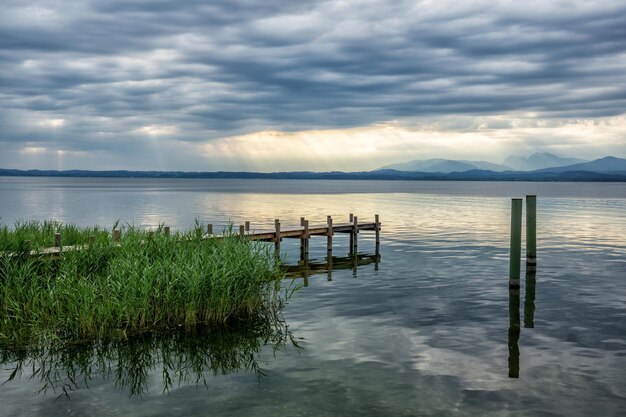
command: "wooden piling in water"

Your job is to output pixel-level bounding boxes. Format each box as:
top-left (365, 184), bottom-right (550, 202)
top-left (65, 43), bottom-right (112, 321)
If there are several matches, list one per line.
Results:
top-left (526, 195), bottom-right (537, 271)
top-left (349, 213), bottom-right (354, 253)
top-left (113, 229), bottom-right (120, 242)
top-left (54, 233), bottom-right (61, 248)
top-left (274, 219), bottom-right (281, 253)
top-left (524, 270), bottom-right (536, 328)
top-left (299, 217), bottom-right (306, 260)
top-left (245, 221), bottom-right (250, 232)
top-left (164, 226), bottom-right (170, 237)
top-left (239, 225), bottom-right (245, 237)
top-left (304, 219), bottom-right (310, 260)
top-left (326, 215), bottom-right (333, 258)
top-left (352, 216), bottom-right (359, 254)
top-left (375, 214), bottom-right (380, 256)
top-left (509, 198), bottom-right (522, 288)
top-left (207, 224), bottom-right (213, 235)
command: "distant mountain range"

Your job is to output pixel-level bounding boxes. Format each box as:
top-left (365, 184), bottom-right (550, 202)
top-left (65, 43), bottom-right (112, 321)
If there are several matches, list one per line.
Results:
top-left (379, 152), bottom-right (591, 173)
top-left (504, 152), bottom-right (587, 171)
top-left (1, 154), bottom-right (626, 181)
top-left (534, 156), bottom-right (626, 173)
top-left (381, 159), bottom-right (512, 173)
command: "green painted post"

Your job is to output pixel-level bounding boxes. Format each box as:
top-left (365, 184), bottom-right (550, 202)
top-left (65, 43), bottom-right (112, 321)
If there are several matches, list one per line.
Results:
top-left (509, 198), bottom-right (522, 288)
top-left (526, 195), bottom-right (537, 270)
top-left (524, 270), bottom-right (536, 328)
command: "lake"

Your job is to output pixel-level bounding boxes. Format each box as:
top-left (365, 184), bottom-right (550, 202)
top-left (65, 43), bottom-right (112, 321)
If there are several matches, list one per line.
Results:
top-left (1, 177), bottom-right (625, 416)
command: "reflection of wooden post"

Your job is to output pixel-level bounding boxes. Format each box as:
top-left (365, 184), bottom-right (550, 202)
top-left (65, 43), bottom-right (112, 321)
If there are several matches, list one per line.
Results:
top-left (327, 257), bottom-right (333, 281)
top-left (274, 219), bottom-right (281, 253)
top-left (509, 198), bottom-right (522, 288)
top-left (526, 195), bottom-right (537, 271)
top-left (164, 226), bottom-right (170, 237)
top-left (245, 221), bottom-right (250, 232)
top-left (524, 270), bottom-right (536, 328)
top-left (508, 288), bottom-right (520, 378)
top-left (207, 224), bottom-right (213, 236)
top-left (303, 267), bottom-right (309, 287)
top-left (113, 229), bottom-right (120, 242)
top-left (327, 216), bottom-right (333, 258)
top-left (54, 233), bottom-right (61, 248)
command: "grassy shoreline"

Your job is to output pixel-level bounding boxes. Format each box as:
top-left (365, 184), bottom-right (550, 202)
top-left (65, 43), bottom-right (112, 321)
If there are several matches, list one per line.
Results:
top-left (0, 221), bottom-right (287, 347)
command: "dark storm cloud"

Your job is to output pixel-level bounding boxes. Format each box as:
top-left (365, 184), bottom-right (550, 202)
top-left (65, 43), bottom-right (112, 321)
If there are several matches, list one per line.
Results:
top-left (1, 0), bottom-right (625, 165)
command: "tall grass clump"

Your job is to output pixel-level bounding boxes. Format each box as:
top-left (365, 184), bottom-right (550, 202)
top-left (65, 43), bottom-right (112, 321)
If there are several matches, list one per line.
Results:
top-left (0, 221), bottom-right (287, 347)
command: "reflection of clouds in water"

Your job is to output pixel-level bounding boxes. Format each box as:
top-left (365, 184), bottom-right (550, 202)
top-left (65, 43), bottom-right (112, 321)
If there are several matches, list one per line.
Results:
top-left (289, 313), bottom-right (507, 387)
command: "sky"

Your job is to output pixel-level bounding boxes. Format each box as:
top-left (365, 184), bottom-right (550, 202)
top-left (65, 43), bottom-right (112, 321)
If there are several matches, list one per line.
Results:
top-left (1, 0), bottom-right (625, 172)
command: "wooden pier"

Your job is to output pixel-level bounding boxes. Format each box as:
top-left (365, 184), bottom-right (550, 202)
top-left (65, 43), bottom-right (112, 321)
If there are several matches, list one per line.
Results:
top-left (12, 214), bottom-right (382, 262)
top-left (232, 214), bottom-right (381, 260)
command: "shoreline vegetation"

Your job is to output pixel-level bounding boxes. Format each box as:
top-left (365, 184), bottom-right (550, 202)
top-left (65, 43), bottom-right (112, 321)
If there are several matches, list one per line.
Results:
top-left (0, 221), bottom-right (291, 349)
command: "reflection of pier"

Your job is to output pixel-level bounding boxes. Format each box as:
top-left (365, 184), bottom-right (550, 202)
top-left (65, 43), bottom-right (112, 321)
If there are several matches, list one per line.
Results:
top-left (284, 253), bottom-right (381, 284)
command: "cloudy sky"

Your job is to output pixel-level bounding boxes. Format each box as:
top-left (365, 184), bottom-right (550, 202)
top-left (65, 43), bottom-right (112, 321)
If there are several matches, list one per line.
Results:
top-left (1, 0), bottom-right (625, 171)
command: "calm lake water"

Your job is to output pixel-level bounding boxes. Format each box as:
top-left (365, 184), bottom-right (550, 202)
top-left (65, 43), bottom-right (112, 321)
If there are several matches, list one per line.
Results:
top-left (1, 177), bottom-right (625, 416)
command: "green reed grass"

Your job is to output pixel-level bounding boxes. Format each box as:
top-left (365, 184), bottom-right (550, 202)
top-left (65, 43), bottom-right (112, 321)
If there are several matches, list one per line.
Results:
top-left (0, 221), bottom-right (286, 347)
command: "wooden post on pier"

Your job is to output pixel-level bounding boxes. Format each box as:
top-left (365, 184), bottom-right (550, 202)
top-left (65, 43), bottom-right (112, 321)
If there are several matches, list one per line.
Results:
top-left (352, 215), bottom-right (359, 255)
top-left (164, 226), bottom-right (170, 237)
top-left (349, 213), bottom-right (354, 253)
top-left (274, 219), bottom-right (281, 253)
top-left (526, 195), bottom-right (537, 271)
top-left (299, 217), bottom-right (306, 260)
top-left (304, 219), bottom-right (310, 260)
top-left (509, 198), bottom-right (522, 288)
top-left (375, 214), bottom-right (380, 256)
top-left (245, 221), bottom-right (250, 232)
top-left (113, 229), bottom-right (120, 242)
top-left (54, 233), bottom-right (61, 248)
top-left (326, 216), bottom-right (333, 258)
top-left (207, 224), bottom-right (213, 235)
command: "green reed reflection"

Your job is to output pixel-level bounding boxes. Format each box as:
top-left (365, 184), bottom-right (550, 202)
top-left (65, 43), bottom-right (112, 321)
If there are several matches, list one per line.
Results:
top-left (1, 307), bottom-right (300, 398)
